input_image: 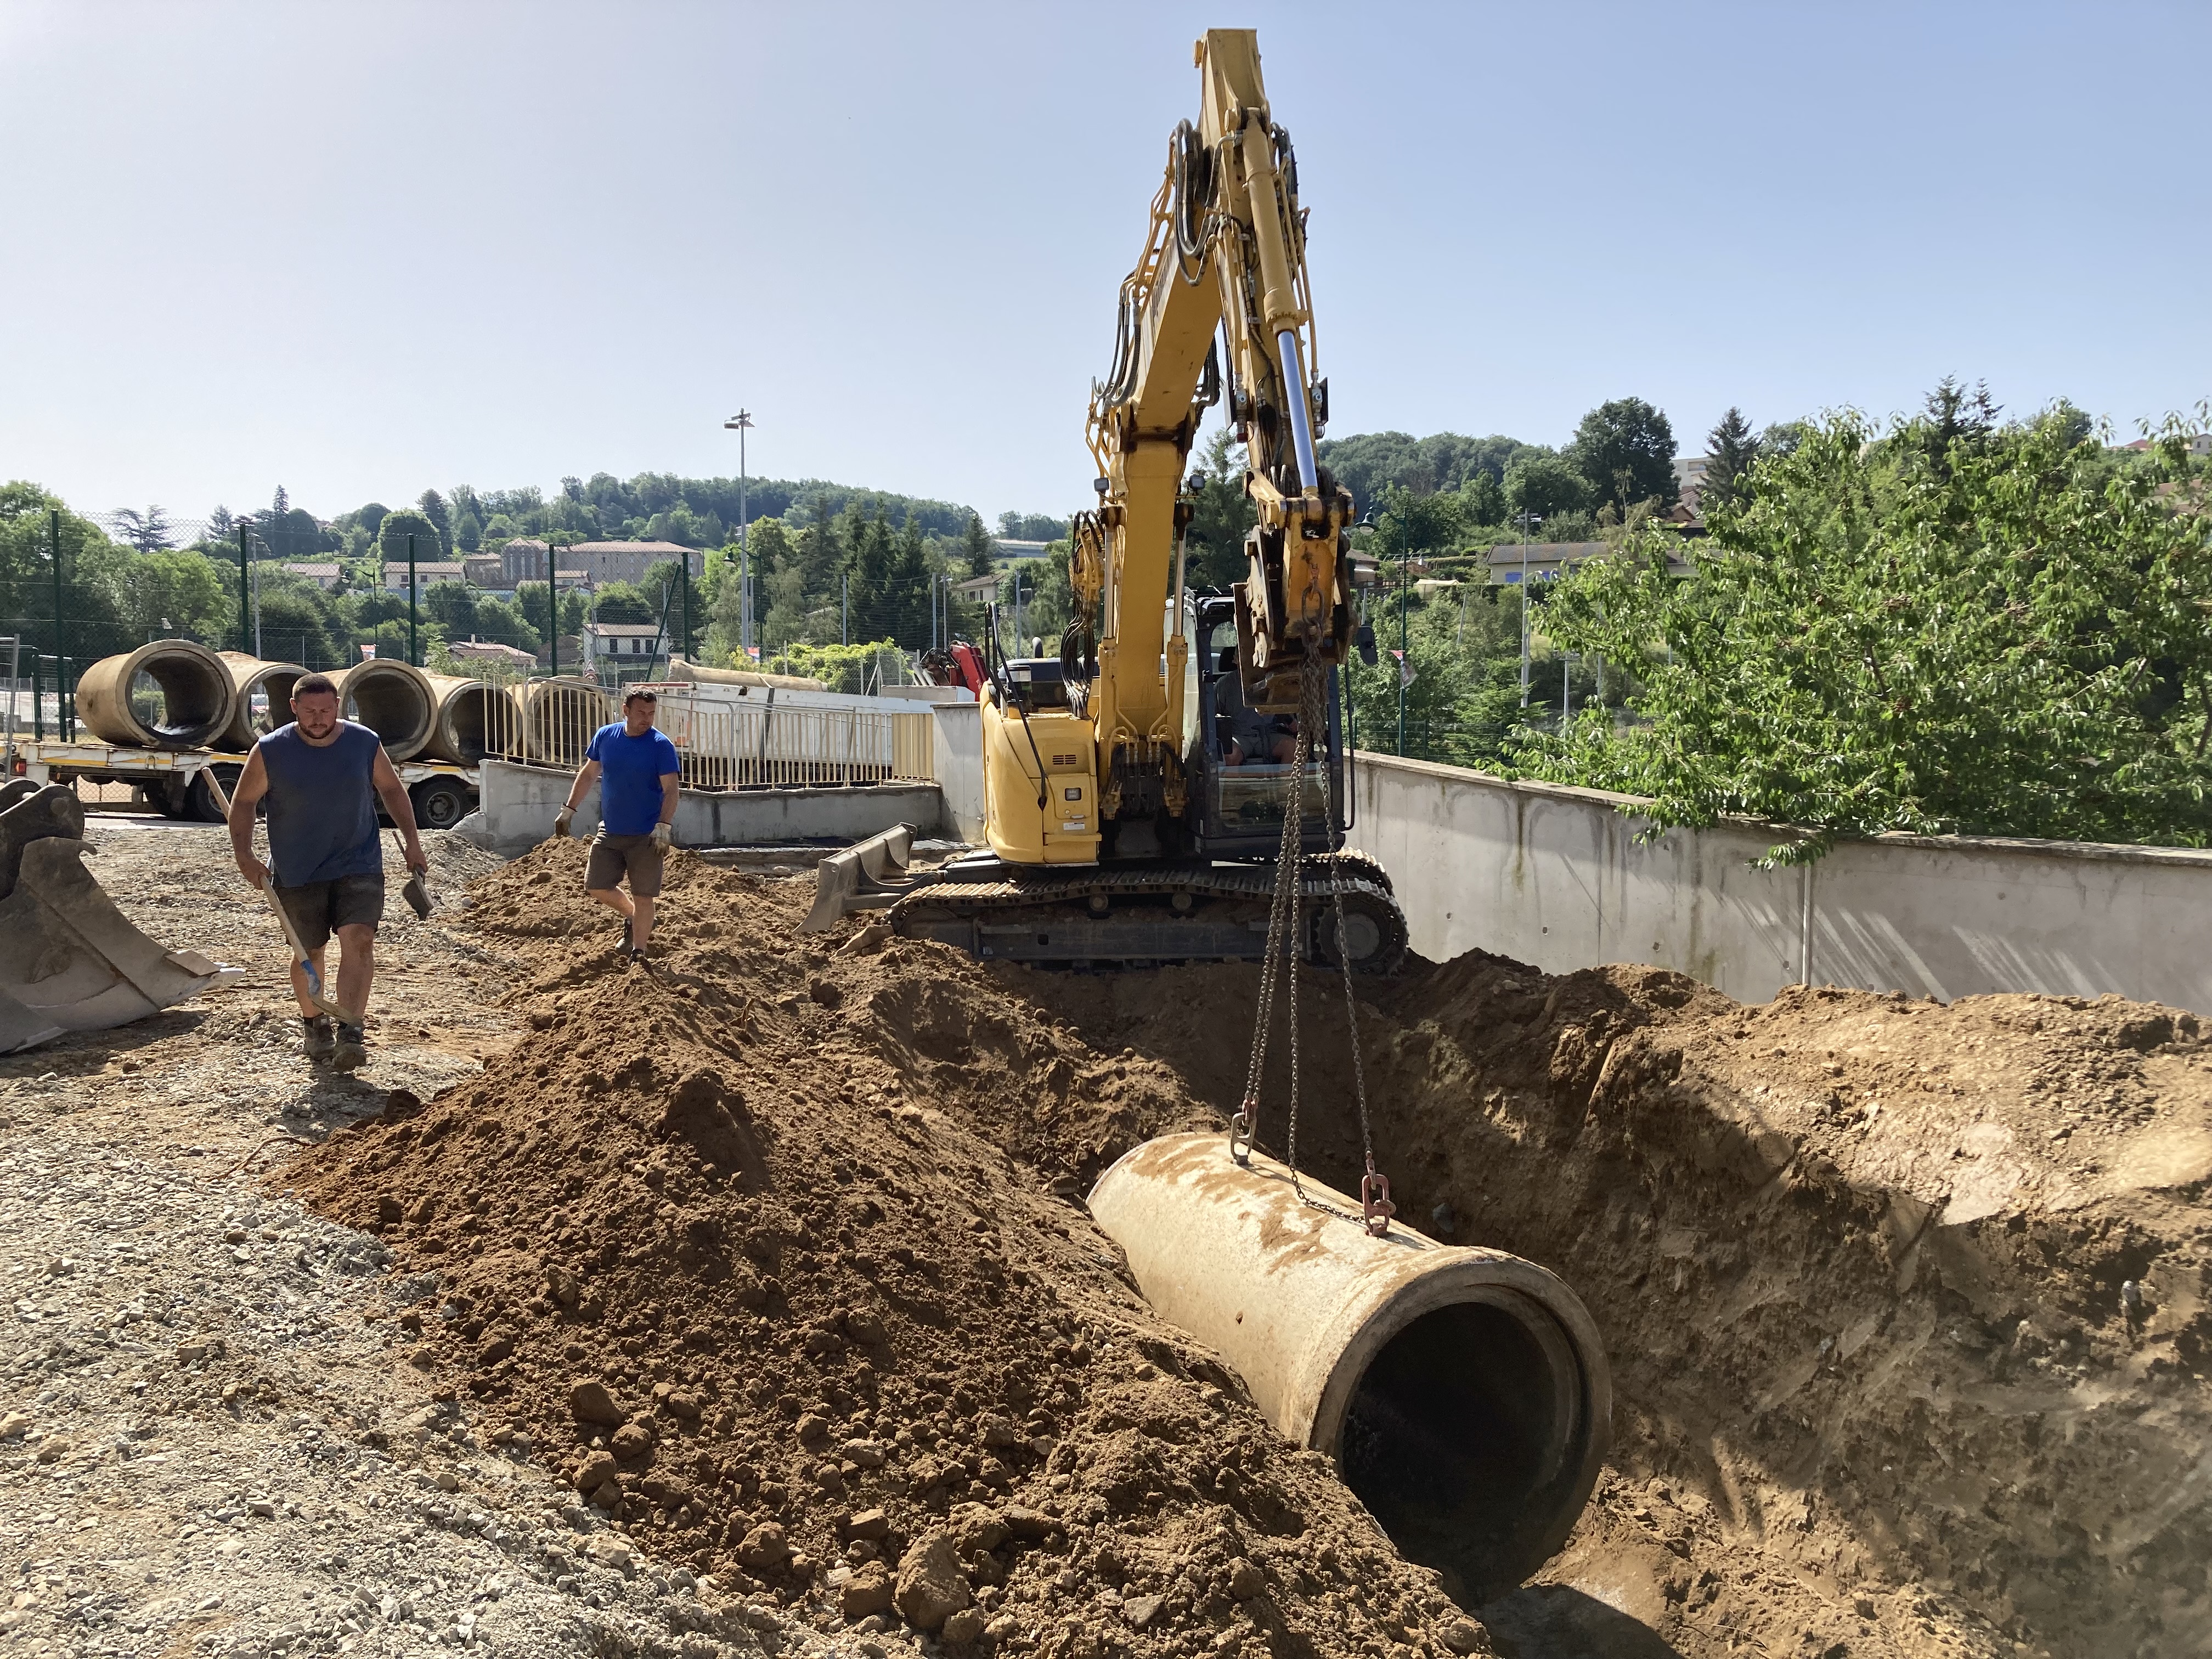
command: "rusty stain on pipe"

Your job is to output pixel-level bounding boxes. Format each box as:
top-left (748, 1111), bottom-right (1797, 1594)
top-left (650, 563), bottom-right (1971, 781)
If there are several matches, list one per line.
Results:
top-left (1089, 1131), bottom-right (1610, 1601)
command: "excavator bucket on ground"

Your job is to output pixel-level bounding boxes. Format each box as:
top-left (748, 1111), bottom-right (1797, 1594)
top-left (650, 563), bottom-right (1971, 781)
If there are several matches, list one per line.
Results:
top-left (801, 822), bottom-right (919, 933)
top-left (0, 782), bottom-right (242, 1055)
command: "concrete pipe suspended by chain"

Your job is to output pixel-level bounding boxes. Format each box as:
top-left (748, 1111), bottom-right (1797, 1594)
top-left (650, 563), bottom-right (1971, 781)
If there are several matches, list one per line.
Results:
top-left (421, 674), bottom-right (523, 766)
top-left (75, 640), bottom-right (234, 750)
top-left (215, 653), bottom-right (306, 752)
top-left (332, 661), bottom-right (436, 762)
top-left (1088, 1132), bottom-right (1609, 1604)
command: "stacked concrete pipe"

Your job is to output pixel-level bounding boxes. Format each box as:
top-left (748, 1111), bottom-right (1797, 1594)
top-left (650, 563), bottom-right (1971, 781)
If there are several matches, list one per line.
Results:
top-left (1088, 1132), bottom-right (1611, 1603)
top-left (522, 678), bottom-right (610, 769)
top-left (214, 653), bottom-right (307, 751)
top-left (75, 640), bottom-right (234, 750)
top-left (332, 660), bottom-right (435, 762)
top-left (421, 674), bottom-right (523, 766)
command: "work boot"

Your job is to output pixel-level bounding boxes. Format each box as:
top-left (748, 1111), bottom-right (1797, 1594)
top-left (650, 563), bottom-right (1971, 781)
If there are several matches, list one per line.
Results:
top-left (332, 1023), bottom-right (368, 1073)
top-left (618, 915), bottom-right (633, 953)
top-left (301, 1015), bottom-right (336, 1061)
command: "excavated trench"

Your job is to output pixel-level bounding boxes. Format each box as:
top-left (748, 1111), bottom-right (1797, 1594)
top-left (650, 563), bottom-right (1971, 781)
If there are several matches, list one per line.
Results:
top-left (287, 845), bottom-right (2212, 1659)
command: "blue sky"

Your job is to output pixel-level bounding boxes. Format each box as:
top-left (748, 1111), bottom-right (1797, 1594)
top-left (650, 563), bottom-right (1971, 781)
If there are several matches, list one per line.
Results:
top-left (2, 1), bottom-right (2204, 529)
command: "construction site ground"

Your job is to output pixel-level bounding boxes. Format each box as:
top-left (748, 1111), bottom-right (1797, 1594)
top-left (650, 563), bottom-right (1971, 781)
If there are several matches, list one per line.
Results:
top-left (4, 820), bottom-right (2208, 1659)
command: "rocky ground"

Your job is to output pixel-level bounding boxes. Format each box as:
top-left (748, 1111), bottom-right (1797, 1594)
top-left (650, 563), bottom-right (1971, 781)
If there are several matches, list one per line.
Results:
top-left (6, 811), bottom-right (2208, 1659)
top-left (0, 816), bottom-right (843, 1659)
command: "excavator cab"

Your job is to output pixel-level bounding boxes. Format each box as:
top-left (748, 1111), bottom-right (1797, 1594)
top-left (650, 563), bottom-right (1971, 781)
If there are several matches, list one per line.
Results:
top-left (1187, 598), bottom-right (1349, 860)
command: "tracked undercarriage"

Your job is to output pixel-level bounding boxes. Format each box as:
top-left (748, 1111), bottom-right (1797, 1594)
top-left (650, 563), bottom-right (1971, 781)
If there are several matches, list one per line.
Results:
top-left (811, 828), bottom-right (1408, 973)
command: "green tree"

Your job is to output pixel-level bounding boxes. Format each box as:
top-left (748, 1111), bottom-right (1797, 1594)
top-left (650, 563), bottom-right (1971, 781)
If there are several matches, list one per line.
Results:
top-left (112, 506), bottom-right (174, 554)
top-left (1513, 405), bottom-right (2212, 856)
top-left (1700, 408), bottom-right (1760, 514)
top-left (377, 507), bottom-right (441, 569)
top-left (592, 582), bottom-right (654, 624)
top-left (962, 512), bottom-right (996, 576)
top-left (1183, 427), bottom-right (1257, 592)
top-left (1502, 453), bottom-right (1592, 526)
top-left (118, 550), bottom-right (227, 642)
top-left (1567, 397), bottom-right (1677, 513)
top-left (417, 489), bottom-right (453, 555)
top-left (423, 580), bottom-right (479, 637)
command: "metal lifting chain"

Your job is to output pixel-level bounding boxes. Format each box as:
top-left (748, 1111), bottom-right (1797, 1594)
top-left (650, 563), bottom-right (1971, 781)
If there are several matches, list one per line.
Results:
top-left (1228, 660), bottom-right (1393, 1238)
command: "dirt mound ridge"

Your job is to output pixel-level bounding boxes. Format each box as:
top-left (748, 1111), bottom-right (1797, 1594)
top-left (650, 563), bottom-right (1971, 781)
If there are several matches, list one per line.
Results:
top-left (287, 841), bottom-right (1486, 1659)
top-left (1011, 950), bottom-right (2212, 1658)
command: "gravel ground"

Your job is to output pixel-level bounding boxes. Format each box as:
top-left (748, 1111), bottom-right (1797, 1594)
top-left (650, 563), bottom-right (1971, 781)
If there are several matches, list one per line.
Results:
top-left (0, 816), bottom-right (848, 1659)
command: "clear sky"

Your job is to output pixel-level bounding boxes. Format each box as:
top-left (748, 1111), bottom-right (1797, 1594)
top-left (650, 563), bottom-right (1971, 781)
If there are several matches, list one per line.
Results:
top-left (3, 1), bottom-right (2205, 531)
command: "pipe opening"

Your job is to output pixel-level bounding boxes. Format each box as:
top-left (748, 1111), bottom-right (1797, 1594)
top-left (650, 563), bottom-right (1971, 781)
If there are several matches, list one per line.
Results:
top-left (1339, 1294), bottom-right (1585, 1604)
top-left (341, 667), bottom-right (433, 758)
top-left (246, 668), bottom-right (303, 736)
top-left (439, 685), bottom-right (500, 763)
top-left (126, 664), bottom-right (230, 745)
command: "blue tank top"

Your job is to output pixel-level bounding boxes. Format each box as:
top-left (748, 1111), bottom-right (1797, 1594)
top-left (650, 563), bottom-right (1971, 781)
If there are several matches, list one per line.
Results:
top-left (258, 721), bottom-right (383, 885)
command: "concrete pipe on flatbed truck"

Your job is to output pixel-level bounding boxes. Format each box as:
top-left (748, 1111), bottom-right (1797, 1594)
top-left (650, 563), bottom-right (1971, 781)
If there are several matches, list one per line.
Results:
top-left (214, 653), bottom-right (306, 751)
top-left (334, 660), bottom-right (436, 761)
top-left (421, 674), bottom-right (522, 766)
top-left (0, 780), bottom-right (240, 1053)
top-left (1088, 1131), bottom-right (1610, 1604)
top-left (76, 640), bottom-right (234, 750)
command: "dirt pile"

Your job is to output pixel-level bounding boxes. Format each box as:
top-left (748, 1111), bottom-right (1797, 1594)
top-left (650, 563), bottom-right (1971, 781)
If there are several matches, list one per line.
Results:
top-left (1014, 953), bottom-right (2212, 1659)
top-left (286, 840), bottom-right (1487, 1659)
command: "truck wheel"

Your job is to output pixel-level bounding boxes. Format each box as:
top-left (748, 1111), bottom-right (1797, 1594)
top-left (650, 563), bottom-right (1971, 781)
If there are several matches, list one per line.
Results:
top-left (410, 776), bottom-right (472, 832)
top-left (187, 764), bottom-right (243, 823)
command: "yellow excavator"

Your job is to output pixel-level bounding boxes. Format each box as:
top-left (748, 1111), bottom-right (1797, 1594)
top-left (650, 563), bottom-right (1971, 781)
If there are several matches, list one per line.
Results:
top-left (812, 29), bottom-right (1404, 973)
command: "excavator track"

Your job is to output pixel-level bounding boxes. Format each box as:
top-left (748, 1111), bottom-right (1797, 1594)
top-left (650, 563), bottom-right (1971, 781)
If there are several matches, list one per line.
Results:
top-left (888, 857), bottom-right (1408, 974)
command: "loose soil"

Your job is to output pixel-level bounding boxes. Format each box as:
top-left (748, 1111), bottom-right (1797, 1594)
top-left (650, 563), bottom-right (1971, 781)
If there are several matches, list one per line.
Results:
top-left (281, 840), bottom-right (2212, 1659)
top-left (286, 841), bottom-right (1481, 1659)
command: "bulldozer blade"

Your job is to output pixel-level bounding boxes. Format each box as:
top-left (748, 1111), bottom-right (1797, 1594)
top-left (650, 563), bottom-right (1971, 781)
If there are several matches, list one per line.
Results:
top-left (802, 822), bottom-right (918, 934)
top-left (0, 798), bottom-right (244, 1056)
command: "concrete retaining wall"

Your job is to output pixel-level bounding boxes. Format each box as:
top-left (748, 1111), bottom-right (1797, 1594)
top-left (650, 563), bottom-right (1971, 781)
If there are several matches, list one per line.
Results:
top-left (932, 702), bottom-right (984, 842)
top-left (459, 760), bottom-right (944, 855)
top-left (1346, 751), bottom-right (2212, 1016)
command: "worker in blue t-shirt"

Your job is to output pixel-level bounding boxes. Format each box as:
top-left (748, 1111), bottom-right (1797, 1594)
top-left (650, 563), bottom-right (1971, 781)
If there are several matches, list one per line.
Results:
top-left (554, 687), bottom-right (682, 963)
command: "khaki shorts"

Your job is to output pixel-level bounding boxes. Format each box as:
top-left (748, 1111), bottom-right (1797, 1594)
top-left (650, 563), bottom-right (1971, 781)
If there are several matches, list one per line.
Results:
top-left (586, 832), bottom-right (664, 898)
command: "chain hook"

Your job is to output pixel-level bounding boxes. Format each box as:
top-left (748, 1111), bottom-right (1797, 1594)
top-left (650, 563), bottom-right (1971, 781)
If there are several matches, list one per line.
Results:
top-left (1229, 1102), bottom-right (1257, 1165)
top-left (1361, 1162), bottom-right (1394, 1237)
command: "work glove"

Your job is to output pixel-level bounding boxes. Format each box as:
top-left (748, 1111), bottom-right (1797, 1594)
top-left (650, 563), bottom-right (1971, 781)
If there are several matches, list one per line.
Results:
top-left (553, 807), bottom-right (574, 838)
top-left (651, 822), bottom-right (673, 852)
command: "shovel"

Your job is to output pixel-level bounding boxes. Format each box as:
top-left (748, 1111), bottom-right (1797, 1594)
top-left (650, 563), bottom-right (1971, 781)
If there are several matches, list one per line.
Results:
top-left (393, 828), bottom-right (433, 921)
top-left (200, 768), bottom-right (356, 1023)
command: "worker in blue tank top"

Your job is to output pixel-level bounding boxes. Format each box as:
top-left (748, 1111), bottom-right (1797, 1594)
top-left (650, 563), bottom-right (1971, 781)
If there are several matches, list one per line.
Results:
top-left (227, 672), bottom-right (427, 1070)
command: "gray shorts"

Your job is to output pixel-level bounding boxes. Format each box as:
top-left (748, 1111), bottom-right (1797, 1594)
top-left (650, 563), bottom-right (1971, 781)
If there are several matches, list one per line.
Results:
top-left (275, 873), bottom-right (385, 951)
top-left (586, 832), bottom-right (664, 898)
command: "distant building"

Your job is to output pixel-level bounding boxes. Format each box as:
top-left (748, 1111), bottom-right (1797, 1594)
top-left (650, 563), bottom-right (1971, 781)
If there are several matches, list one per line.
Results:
top-left (582, 622), bottom-right (664, 672)
top-left (994, 539), bottom-right (1052, 563)
top-left (447, 639), bottom-right (536, 669)
top-left (461, 554), bottom-right (505, 588)
top-left (1486, 541), bottom-right (1692, 584)
top-left (283, 562), bottom-right (342, 591)
top-left (382, 561), bottom-right (466, 592)
top-left (494, 538), bottom-right (702, 589)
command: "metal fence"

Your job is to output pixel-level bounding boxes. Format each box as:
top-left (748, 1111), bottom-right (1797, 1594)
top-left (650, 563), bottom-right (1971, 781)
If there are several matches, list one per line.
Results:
top-left (458, 674), bottom-right (935, 789)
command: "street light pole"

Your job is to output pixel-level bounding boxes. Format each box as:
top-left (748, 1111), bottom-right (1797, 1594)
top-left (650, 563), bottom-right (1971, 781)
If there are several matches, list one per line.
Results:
top-left (724, 411), bottom-right (754, 657)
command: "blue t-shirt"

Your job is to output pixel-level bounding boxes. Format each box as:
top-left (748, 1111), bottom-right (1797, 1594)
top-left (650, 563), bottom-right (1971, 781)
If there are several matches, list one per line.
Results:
top-left (259, 721), bottom-right (384, 885)
top-left (586, 722), bottom-right (682, 836)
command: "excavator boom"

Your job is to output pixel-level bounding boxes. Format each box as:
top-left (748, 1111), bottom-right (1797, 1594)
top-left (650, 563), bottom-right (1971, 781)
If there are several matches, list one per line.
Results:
top-left (809, 29), bottom-right (1402, 975)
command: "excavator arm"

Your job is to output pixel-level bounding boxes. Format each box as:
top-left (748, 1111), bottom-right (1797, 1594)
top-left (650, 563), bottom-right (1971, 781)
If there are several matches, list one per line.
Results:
top-left (1079, 27), bottom-right (1356, 765)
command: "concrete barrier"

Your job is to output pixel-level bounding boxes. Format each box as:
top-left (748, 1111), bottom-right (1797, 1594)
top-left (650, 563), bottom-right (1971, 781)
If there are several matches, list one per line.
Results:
top-left (931, 702), bottom-right (984, 841)
top-left (1347, 751), bottom-right (2212, 1017)
top-left (458, 760), bottom-right (947, 856)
